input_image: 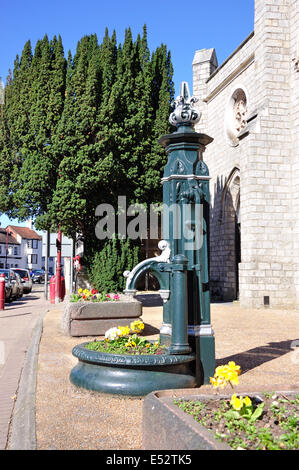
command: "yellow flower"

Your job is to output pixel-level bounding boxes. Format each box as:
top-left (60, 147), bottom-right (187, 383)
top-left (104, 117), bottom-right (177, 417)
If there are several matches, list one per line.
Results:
top-left (243, 396), bottom-right (252, 407)
top-left (210, 377), bottom-right (219, 388)
top-left (214, 365), bottom-right (226, 377)
top-left (230, 394), bottom-right (244, 411)
top-left (117, 326), bottom-right (130, 337)
top-left (83, 289), bottom-right (90, 295)
top-left (225, 369), bottom-right (240, 385)
top-left (78, 288), bottom-right (83, 294)
top-left (130, 320), bottom-right (145, 333)
top-left (210, 376), bottom-right (226, 389)
top-left (228, 361), bottom-right (241, 375)
top-left (211, 362), bottom-right (241, 389)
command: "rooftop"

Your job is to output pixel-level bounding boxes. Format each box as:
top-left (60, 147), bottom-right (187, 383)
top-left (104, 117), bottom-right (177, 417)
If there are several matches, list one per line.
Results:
top-left (0, 228), bottom-right (20, 245)
top-left (6, 225), bottom-right (42, 241)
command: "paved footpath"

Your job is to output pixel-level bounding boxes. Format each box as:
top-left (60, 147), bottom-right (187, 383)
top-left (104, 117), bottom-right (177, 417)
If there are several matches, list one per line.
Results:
top-left (1, 291), bottom-right (299, 450)
top-left (35, 297), bottom-right (299, 450)
top-left (0, 286), bottom-right (53, 450)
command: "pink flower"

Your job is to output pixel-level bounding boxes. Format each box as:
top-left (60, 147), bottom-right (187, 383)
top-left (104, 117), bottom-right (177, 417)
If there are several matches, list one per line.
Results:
top-left (113, 294), bottom-right (120, 300)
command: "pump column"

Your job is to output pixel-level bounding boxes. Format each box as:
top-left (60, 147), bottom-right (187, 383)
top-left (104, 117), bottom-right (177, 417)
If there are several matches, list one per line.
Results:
top-left (168, 255), bottom-right (191, 355)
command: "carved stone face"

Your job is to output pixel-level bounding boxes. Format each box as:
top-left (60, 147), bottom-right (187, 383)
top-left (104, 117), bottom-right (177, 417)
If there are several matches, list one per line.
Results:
top-left (234, 98), bottom-right (247, 132)
top-left (225, 88), bottom-right (248, 147)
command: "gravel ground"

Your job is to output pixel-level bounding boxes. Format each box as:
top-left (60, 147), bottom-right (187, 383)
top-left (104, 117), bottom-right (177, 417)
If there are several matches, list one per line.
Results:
top-left (35, 299), bottom-right (299, 450)
top-left (36, 302), bottom-right (162, 450)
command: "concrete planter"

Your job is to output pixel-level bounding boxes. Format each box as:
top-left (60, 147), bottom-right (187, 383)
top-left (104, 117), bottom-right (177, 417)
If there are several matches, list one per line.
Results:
top-left (142, 390), bottom-right (230, 450)
top-left (62, 295), bottom-right (142, 337)
top-left (142, 389), bottom-right (298, 450)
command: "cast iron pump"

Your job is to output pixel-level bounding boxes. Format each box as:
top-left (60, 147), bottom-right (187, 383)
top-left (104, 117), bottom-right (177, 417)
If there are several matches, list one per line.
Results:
top-left (124, 82), bottom-right (215, 384)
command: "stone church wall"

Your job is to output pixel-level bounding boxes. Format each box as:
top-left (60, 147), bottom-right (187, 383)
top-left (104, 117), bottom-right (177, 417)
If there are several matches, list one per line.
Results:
top-left (193, 0), bottom-right (299, 309)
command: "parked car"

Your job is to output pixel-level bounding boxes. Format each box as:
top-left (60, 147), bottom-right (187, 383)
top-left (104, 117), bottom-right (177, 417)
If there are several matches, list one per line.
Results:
top-left (14, 272), bottom-right (24, 298)
top-left (31, 270), bottom-right (45, 284)
top-left (0, 269), bottom-right (13, 303)
top-left (0, 269), bottom-right (19, 301)
top-left (11, 268), bottom-right (32, 294)
top-left (8, 270), bottom-right (20, 300)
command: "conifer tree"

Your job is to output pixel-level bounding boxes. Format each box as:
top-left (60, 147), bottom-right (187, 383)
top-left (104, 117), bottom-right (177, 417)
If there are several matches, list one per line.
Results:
top-left (88, 237), bottom-right (139, 292)
top-left (0, 42), bottom-right (33, 218)
top-left (0, 37), bottom-right (67, 226)
top-left (140, 45), bottom-right (174, 205)
top-left (47, 34), bottom-right (108, 242)
top-left (0, 27), bottom-right (174, 278)
top-left (0, 75), bottom-right (13, 213)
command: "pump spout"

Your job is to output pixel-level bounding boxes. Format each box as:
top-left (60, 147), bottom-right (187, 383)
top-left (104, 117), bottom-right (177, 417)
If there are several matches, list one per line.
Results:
top-left (123, 240), bottom-right (171, 294)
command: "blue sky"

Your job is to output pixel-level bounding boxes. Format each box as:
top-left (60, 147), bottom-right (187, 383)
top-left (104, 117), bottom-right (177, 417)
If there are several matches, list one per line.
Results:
top-left (0, 0), bottom-right (254, 229)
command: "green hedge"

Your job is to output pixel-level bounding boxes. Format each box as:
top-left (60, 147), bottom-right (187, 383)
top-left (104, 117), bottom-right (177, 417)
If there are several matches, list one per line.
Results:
top-left (87, 238), bottom-right (139, 293)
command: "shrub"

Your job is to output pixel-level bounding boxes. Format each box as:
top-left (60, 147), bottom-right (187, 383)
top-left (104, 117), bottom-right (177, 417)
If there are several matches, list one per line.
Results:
top-left (87, 237), bottom-right (139, 292)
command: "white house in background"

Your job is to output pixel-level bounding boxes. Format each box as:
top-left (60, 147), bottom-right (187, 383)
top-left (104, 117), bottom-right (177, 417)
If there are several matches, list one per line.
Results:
top-left (0, 228), bottom-right (21, 268)
top-left (41, 232), bottom-right (73, 275)
top-left (0, 223), bottom-right (42, 270)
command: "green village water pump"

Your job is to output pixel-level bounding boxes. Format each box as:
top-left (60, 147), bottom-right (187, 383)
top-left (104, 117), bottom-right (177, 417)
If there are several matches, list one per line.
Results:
top-left (124, 82), bottom-right (215, 384)
top-left (70, 82), bottom-right (215, 395)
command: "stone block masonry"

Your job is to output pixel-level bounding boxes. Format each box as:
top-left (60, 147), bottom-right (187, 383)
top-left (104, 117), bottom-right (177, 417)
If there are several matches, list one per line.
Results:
top-left (193, 0), bottom-right (299, 308)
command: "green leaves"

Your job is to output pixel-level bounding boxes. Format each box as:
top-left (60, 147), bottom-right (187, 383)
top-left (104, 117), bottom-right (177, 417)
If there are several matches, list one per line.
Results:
top-left (247, 402), bottom-right (265, 422)
top-left (0, 27), bottom-right (174, 258)
top-left (88, 237), bottom-right (139, 292)
top-left (226, 399), bottom-right (265, 423)
top-left (85, 334), bottom-right (164, 356)
top-left (0, 35), bottom-right (67, 225)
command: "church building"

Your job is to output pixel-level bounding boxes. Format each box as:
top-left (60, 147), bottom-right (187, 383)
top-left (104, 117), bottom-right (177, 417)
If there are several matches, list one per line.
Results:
top-left (192, 0), bottom-right (299, 308)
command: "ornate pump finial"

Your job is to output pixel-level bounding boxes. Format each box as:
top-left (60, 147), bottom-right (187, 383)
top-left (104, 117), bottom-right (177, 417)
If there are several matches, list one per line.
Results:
top-left (169, 81), bottom-right (201, 128)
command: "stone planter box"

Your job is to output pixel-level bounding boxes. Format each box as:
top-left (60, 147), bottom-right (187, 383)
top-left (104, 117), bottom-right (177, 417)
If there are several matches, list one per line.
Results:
top-left (62, 295), bottom-right (142, 337)
top-left (142, 389), bottom-right (297, 450)
top-left (142, 390), bottom-right (230, 450)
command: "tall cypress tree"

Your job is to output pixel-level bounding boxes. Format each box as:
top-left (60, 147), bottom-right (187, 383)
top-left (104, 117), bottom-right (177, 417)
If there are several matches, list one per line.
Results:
top-left (47, 35), bottom-right (107, 242)
top-left (0, 42), bottom-right (33, 218)
top-left (0, 74), bottom-right (13, 213)
top-left (0, 26), bottom-right (174, 268)
top-left (141, 45), bottom-right (174, 205)
top-left (0, 36), bottom-right (67, 225)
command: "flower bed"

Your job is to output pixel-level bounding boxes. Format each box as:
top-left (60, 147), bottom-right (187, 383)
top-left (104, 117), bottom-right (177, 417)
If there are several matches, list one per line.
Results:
top-left (70, 288), bottom-right (120, 302)
top-left (70, 321), bottom-right (197, 396)
top-left (173, 362), bottom-right (299, 450)
top-left (85, 320), bottom-right (166, 355)
top-left (175, 392), bottom-right (299, 450)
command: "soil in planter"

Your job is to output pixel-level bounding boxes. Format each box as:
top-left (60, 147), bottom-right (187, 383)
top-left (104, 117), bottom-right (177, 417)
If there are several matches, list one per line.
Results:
top-left (175, 393), bottom-right (299, 450)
